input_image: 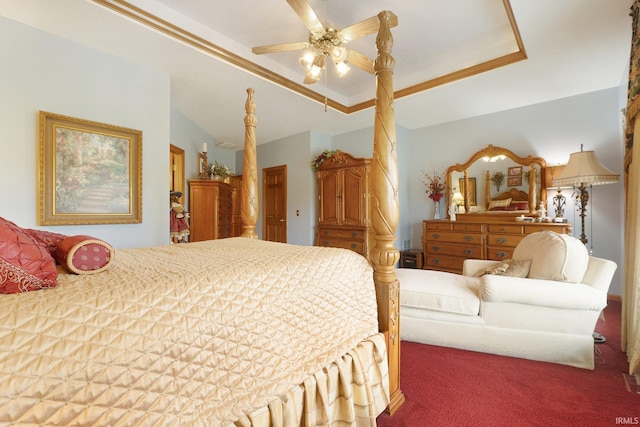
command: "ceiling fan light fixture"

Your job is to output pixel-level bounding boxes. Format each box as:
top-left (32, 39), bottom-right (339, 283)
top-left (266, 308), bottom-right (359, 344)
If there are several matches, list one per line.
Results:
top-left (335, 61), bottom-right (350, 77)
top-left (299, 50), bottom-right (315, 70)
top-left (331, 46), bottom-right (347, 62)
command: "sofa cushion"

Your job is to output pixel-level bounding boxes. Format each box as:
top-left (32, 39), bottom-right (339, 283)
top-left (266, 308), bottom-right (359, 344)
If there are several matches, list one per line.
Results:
top-left (397, 268), bottom-right (480, 316)
top-left (474, 259), bottom-right (532, 278)
top-left (512, 231), bottom-right (589, 283)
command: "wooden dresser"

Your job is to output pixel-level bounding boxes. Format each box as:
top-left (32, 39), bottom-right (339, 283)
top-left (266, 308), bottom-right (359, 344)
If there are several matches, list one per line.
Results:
top-left (188, 180), bottom-right (235, 242)
top-left (315, 150), bottom-right (372, 258)
top-left (422, 219), bottom-right (572, 273)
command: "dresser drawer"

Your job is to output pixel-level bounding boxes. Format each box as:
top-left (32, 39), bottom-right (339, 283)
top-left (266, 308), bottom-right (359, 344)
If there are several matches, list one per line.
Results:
top-left (318, 238), bottom-right (364, 253)
top-left (486, 246), bottom-right (514, 261)
top-left (452, 223), bottom-right (484, 232)
top-left (427, 231), bottom-right (482, 245)
top-left (426, 242), bottom-right (482, 259)
top-left (488, 224), bottom-right (524, 234)
top-left (486, 234), bottom-right (525, 248)
top-left (318, 227), bottom-right (365, 240)
top-left (425, 221), bottom-right (453, 231)
top-left (426, 254), bottom-right (465, 272)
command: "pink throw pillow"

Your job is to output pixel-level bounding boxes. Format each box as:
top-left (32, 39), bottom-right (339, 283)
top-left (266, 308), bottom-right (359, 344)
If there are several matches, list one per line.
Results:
top-left (0, 217), bottom-right (58, 293)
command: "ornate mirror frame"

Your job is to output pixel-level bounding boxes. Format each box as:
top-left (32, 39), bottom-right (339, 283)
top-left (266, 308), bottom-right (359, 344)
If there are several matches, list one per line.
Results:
top-left (446, 144), bottom-right (547, 218)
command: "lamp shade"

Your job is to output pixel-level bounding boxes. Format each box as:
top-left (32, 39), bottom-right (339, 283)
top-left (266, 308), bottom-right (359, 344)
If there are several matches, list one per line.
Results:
top-left (552, 149), bottom-right (619, 187)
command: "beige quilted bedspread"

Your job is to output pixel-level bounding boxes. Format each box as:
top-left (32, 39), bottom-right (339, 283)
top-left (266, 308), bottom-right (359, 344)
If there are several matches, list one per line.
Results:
top-left (0, 238), bottom-right (388, 426)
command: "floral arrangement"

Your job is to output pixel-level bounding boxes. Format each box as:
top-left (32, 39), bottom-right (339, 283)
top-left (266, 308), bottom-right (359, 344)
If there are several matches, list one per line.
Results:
top-left (491, 171), bottom-right (505, 192)
top-left (208, 160), bottom-right (233, 178)
top-left (421, 170), bottom-right (445, 202)
top-left (311, 149), bottom-right (336, 171)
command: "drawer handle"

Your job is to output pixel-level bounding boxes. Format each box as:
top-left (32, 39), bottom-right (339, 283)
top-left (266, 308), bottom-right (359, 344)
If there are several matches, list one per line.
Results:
top-left (496, 251), bottom-right (508, 259)
top-left (464, 249), bottom-right (474, 255)
top-left (351, 243), bottom-right (357, 249)
top-left (323, 230), bottom-right (329, 235)
top-left (351, 232), bottom-right (357, 238)
top-left (497, 237), bottom-right (507, 244)
top-left (322, 241), bottom-right (329, 245)
top-left (431, 245), bottom-right (441, 252)
top-left (432, 233), bottom-right (441, 239)
top-left (464, 236), bottom-right (474, 242)
top-left (433, 258), bottom-right (441, 264)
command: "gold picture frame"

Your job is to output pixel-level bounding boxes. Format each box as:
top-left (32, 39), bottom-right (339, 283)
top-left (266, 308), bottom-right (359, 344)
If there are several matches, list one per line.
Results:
top-left (459, 177), bottom-right (477, 206)
top-left (38, 111), bottom-right (142, 225)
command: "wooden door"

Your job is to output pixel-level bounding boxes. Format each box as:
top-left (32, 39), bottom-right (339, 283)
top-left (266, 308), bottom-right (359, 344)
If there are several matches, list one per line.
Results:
top-left (317, 169), bottom-right (340, 225)
top-left (263, 165), bottom-right (287, 243)
top-left (342, 166), bottom-right (367, 226)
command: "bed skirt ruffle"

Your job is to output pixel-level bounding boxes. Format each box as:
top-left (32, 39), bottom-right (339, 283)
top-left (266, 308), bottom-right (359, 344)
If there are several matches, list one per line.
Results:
top-left (233, 333), bottom-right (389, 427)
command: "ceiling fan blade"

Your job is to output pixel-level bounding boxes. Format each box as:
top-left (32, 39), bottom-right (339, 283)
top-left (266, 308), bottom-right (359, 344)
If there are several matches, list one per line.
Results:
top-left (340, 14), bottom-right (398, 42)
top-left (345, 48), bottom-right (374, 74)
top-left (252, 41), bottom-right (310, 55)
top-left (287, 0), bottom-right (325, 34)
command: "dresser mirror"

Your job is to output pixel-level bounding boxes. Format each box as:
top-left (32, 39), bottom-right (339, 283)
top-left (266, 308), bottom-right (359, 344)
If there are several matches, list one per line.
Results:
top-left (445, 145), bottom-right (548, 219)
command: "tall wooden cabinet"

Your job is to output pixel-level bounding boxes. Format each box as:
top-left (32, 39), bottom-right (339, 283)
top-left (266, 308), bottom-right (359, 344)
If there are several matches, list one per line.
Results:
top-left (315, 151), bottom-right (373, 258)
top-left (188, 180), bottom-right (234, 242)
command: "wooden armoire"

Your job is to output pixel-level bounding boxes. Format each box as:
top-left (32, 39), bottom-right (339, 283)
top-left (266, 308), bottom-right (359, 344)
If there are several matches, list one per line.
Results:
top-left (315, 150), bottom-right (373, 258)
top-left (188, 180), bottom-right (234, 241)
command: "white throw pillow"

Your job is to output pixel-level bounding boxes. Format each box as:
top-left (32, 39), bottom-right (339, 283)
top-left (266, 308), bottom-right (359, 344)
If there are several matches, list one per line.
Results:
top-left (512, 231), bottom-right (589, 283)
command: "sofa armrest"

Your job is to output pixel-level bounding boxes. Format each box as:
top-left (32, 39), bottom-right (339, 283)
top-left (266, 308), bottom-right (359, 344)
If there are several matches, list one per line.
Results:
top-left (481, 274), bottom-right (607, 311)
top-left (462, 259), bottom-right (498, 277)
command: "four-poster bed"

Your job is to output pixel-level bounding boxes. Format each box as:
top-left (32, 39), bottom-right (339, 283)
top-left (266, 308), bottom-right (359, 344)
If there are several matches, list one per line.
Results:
top-left (0, 11), bottom-right (402, 426)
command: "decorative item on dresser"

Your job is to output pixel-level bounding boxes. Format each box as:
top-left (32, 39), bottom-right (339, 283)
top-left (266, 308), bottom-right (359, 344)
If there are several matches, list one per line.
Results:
top-left (315, 150), bottom-right (373, 258)
top-left (188, 180), bottom-right (235, 242)
top-left (422, 219), bottom-right (572, 274)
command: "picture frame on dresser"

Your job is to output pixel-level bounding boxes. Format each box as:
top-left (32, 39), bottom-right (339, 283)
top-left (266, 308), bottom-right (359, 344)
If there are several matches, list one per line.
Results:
top-left (458, 177), bottom-right (477, 206)
top-left (37, 111), bottom-right (142, 225)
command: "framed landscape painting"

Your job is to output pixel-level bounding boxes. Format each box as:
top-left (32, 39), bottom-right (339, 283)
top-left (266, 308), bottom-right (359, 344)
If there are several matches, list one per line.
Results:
top-left (38, 111), bottom-right (142, 225)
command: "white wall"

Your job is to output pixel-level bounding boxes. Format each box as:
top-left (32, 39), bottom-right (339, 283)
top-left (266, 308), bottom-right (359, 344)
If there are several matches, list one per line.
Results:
top-left (0, 16), bottom-right (170, 248)
top-left (170, 107), bottom-right (236, 209)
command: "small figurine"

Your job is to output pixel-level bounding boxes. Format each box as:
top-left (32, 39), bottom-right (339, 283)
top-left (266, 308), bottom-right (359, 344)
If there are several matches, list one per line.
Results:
top-left (448, 203), bottom-right (457, 221)
top-left (170, 191), bottom-right (190, 243)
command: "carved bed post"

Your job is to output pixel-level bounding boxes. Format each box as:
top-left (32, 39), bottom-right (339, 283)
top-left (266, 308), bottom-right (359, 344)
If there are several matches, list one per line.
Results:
top-left (370, 10), bottom-right (405, 415)
top-left (241, 88), bottom-right (259, 238)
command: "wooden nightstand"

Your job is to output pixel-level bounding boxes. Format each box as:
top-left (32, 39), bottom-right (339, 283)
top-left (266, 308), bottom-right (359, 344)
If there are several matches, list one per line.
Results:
top-left (400, 249), bottom-right (424, 269)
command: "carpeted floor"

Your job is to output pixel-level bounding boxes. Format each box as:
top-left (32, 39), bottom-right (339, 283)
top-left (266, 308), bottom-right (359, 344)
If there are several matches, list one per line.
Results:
top-left (376, 299), bottom-right (639, 427)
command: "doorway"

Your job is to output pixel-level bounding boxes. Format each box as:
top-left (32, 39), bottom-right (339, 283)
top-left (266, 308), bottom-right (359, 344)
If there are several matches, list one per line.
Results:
top-left (169, 144), bottom-right (185, 203)
top-left (263, 165), bottom-right (287, 243)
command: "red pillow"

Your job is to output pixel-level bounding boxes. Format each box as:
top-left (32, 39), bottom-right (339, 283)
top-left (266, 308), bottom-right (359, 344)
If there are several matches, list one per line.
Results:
top-left (54, 235), bottom-right (114, 275)
top-left (0, 217), bottom-right (58, 293)
top-left (23, 228), bottom-right (68, 254)
top-left (508, 202), bottom-right (529, 211)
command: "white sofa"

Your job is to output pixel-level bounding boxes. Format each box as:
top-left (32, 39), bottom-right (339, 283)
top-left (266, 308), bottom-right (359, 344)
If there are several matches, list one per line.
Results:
top-left (398, 231), bottom-right (617, 369)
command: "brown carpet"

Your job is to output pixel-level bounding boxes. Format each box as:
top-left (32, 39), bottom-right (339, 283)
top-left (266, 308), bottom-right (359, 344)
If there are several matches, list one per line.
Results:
top-left (377, 299), bottom-right (639, 427)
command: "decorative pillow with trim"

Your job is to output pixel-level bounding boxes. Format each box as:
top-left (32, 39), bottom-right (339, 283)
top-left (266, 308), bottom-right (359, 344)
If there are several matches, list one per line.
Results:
top-left (0, 217), bottom-right (58, 293)
top-left (474, 259), bottom-right (532, 278)
top-left (488, 198), bottom-right (512, 211)
top-left (23, 228), bottom-right (68, 254)
top-left (54, 235), bottom-right (114, 275)
top-left (512, 231), bottom-right (589, 283)
top-left (507, 201), bottom-right (529, 211)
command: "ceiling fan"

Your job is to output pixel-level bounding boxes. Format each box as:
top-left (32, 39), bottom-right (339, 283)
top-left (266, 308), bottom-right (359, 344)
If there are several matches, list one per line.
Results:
top-left (252, 0), bottom-right (397, 84)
